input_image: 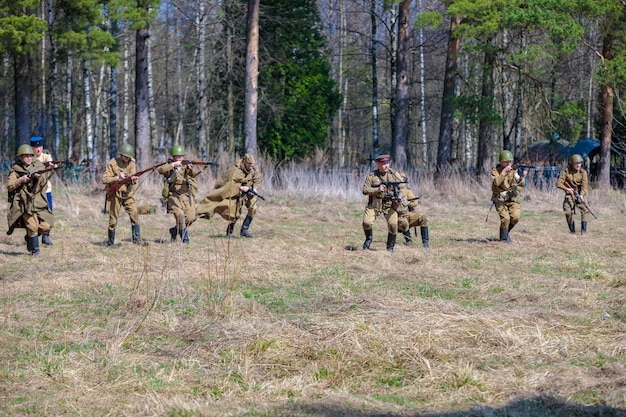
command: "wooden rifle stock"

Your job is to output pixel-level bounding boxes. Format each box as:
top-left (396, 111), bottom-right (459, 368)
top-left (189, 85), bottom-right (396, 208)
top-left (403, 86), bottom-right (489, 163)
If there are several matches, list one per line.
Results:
top-left (106, 162), bottom-right (166, 196)
top-left (564, 180), bottom-right (597, 219)
top-left (167, 159), bottom-right (219, 167)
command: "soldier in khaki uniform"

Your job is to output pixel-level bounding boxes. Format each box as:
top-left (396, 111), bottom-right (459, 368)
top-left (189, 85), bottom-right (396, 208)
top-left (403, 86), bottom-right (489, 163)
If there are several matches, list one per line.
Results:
top-left (362, 154), bottom-right (407, 253)
top-left (7, 144), bottom-right (55, 256)
top-left (398, 188), bottom-right (429, 248)
top-left (196, 153), bottom-right (261, 238)
top-left (102, 144), bottom-right (142, 246)
top-left (158, 144), bottom-right (199, 243)
top-left (31, 137), bottom-right (54, 245)
top-left (556, 154), bottom-right (589, 234)
top-left (491, 150), bottom-right (527, 243)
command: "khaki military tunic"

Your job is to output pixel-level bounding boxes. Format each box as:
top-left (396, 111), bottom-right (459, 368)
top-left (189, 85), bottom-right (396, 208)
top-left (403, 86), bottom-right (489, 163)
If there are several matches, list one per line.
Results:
top-left (491, 165), bottom-right (525, 229)
top-left (102, 157), bottom-right (139, 231)
top-left (556, 167), bottom-right (589, 221)
top-left (158, 163), bottom-right (199, 231)
top-left (398, 188), bottom-right (428, 232)
top-left (362, 169), bottom-right (407, 235)
top-left (7, 159), bottom-right (54, 237)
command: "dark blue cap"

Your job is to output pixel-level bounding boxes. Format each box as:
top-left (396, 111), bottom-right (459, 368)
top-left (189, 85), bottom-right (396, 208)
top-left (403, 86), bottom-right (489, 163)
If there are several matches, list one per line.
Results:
top-left (30, 136), bottom-right (44, 146)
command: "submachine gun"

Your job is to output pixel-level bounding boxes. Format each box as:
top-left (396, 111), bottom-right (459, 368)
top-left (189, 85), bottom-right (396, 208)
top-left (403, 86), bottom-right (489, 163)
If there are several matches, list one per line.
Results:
top-left (379, 180), bottom-right (408, 202)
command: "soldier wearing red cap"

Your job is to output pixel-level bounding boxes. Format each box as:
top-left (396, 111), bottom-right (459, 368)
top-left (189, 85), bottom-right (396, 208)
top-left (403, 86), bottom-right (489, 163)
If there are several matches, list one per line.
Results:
top-left (361, 154), bottom-right (407, 253)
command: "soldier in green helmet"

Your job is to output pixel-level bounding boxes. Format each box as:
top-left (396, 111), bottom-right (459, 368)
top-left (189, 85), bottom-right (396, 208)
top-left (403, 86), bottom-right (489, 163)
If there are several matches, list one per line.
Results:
top-left (491, 150), bottom-right (528, 243)
top-left (158, 144), bottom-right (199, 243)
top-left (101, 143), bottom-right (143, 246)
top-left (556, 153), bottom-right (589, 234)
top-left (7, 144), bottom-right (55, 256)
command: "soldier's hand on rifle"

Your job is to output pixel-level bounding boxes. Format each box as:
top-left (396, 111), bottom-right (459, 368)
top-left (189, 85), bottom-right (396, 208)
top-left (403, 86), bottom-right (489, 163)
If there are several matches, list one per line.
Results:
top-left (171, 160), bottom-right (183, 168)
top-left (118, 172), bottom-right (127, 180)
top-left (379, 184), bottom-right (387, 192)
top-left (240, 185), bottom-right (250, 193)
top-left (19, 174), bottom-right (30, 184)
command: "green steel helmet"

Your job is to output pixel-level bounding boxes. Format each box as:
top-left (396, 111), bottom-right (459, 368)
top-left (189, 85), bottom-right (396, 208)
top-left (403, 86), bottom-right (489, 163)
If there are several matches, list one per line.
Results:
top-left (171, 144), bottom-right (185, 156)
top-left (119, 143), bottom-right (135, 158)
top-left (570, 154), bottom-right (584, 164)
top-left (17, 144), bottom-right (34, 156)
top-left (499, 150), bottom-right (513, 162)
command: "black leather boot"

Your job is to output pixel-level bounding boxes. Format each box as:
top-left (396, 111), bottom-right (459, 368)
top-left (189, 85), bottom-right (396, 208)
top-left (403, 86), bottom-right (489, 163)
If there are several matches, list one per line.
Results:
top-left (25, 235), bottom-right (32, 253)
top-left (581, 221), bottom-right (587, 234)
top-left (42, 231), bottom-right (53, 245)
top-left (240, 215), bottom-right (253, 238)
top-left (169, 226), bottom-right (177, 242)
top-left (226, 222), bottom-right (236, 238)
top-left (403, 230), bottom-right (413, 246)
top-left (180, 228), bottom-right (189, 243)
top-left (362, 229), bottom-right (373, 250)
top-left (421, 226), bottom-right (429, 248)
top-left (569, 221), bottom-right (576, 234)
top-left (30, 236), bottom-right (40, 256)
top-left (386, 233), bottom-right (396, 253)
top-left (107, 230), bottom-right (115, 246)
top-left (500, 228), bottom-right (511, 243)
top-left (132, 225), bottom-right (141, 244)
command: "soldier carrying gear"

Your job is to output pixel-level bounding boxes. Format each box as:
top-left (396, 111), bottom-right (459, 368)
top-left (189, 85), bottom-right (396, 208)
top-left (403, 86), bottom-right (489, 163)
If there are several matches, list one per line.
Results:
top-left (7, 144), bottom-right (55, 256)
top-left (491, 150), bottom-right (527, 243)
top-left (361, 154), bottom-right (407, 253)
top-left (196, 153), bottom-right (262, 238)
top-left (158, 144), bottom-right (199, 243)
top-left (102, 143), bottom-right (143, 246)
top-left (556, 153), bottom-right (589, 234)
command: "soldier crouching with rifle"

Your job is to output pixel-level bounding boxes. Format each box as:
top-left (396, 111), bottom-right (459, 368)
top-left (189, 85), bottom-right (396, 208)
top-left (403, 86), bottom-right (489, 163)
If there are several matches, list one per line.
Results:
top-left (398, 187), bottom-right (429, 248)
top-left (556, 154), bottom-right (591, 234)
top-left (158, 144), bottom-right (199, 243)
top-left (7, 144), bottom-right (55, 256)
top-left (491, 150), bottom-right (527, 243)
top-left (101, 144), bottom-right (142, 246)
top-left (361, 154), bottom-right (407, 253)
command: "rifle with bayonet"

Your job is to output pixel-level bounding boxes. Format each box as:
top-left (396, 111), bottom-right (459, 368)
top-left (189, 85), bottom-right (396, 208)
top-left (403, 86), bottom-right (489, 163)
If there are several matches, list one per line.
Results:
top-left (106, 162), bottom-right (167, 196)
top-left (564, 180), bottom-right (598, 219)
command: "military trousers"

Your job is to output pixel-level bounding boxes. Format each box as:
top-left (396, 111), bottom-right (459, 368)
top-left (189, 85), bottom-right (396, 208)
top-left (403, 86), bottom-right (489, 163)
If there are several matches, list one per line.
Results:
top-left (168, 193), bottom-right (196, 231)
top-left (108, 194), bottom-right (139, 231)
top-left (362, 206), bottom-right (398, 234)
top-left (21, 213), bottom-right (51, 238)
top-left (494, 200), bottom-right (520, 229)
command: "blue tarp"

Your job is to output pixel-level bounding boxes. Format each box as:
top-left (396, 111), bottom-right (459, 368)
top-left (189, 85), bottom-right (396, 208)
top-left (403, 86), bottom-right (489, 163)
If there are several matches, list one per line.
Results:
top-left (557, 137), bottom-right (600, 161)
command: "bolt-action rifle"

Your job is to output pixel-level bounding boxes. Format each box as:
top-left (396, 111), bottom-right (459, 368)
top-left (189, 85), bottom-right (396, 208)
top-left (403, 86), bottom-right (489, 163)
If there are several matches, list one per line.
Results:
top-left (106, 162), bottom-right (166, 196)
top-left (27, 160), bottom-right (71, 179)
top-left (564, 180), bottom-right (598, 219)
top-left (167, 159), bottom-right (219, 167)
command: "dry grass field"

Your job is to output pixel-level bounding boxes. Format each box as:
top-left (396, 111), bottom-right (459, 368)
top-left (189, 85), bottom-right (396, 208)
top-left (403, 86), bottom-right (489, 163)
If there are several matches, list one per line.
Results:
top-left (1, 166), bottom-right (626, 416)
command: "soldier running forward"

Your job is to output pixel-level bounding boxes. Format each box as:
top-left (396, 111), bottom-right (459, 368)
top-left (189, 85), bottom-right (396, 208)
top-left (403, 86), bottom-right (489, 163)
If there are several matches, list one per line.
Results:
top-left (361, 154), bottom-right (408, 253)
top-left (31, 136), bottom-right (54, 246)
top-left (158, 144), bottom-right (199, 243)
top-left (102, 144), bottom-right (143, 246)
top-left (196, 153), bottom-right (261, 238)
top-left (556, 154), bottom-right (589, 234)
top-left (398, 187), bottom-right (429, 248)
top-left (7, 144), bottom-right (55, 256)
top-left (491, 150), bottom-right (527, 243)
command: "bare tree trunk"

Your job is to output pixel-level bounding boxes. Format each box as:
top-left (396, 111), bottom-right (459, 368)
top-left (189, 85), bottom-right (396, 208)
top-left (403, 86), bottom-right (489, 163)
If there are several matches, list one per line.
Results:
top-left (417, 0), bottom-right (427, 165)
top-left (147, 35), bottom-right (158, 153)
top-left (226, 2), bottom-right (235, 156)
top-left (244, 0), bottom-right (259, 158)
top-left (66, 54), bottom-right (73, 161)
top-left (392, 0), bottom-right (410, 168)
top-left (14, 53), bottom-right (32, 147)
top-left (47, 0), bottom-right (60, 157)
top-left (370, 0), bottom-right (379, 159)
top-left (436, 15), bottom-right (462, 171)
top-left (598, 31), bottom-right (613, 189)
top-left (122, 36), bottom-right (130, 145)
top-left (83, 59), bottom-right (95, 165)
top-left (476, 41), bottom-right (494, 176)
top-left (196, 0), bottom-right (208, 154)
top-left (338, 0), bottom-right (347, 167)
top-left (110, 66), bottom-right (118, 159)
top-left (135, 24), bottom-right (151, 169)
top-left (2, 56), bottom-right (10, 158)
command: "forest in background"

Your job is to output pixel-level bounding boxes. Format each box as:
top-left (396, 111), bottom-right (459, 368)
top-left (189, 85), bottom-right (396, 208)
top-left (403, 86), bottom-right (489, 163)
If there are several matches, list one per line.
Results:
top-left (2, 0), bottom-right (626, 188)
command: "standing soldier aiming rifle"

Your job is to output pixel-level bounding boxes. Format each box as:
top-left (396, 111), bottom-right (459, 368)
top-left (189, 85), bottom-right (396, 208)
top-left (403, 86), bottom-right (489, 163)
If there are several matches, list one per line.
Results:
top-left (361, 154), bottom-right (408, 253)
top-left (7, 144), bottom-right (55, 256)
top-left (158, 145), bottom-right (200, 243)
top-left (101, 144), bottom-right (143, 246)
top-left (556, 154), bottom-right (590, 234)
top-left (196, 153), bottom-right (262, 238)
top-left (491, 150), bottom-right (527, 243)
